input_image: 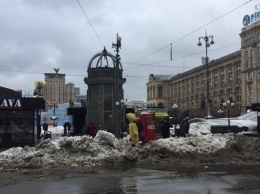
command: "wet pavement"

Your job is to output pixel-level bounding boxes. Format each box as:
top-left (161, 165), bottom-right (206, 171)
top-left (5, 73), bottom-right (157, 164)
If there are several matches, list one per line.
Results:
top-left (0, 165), bottom-right (260, 194)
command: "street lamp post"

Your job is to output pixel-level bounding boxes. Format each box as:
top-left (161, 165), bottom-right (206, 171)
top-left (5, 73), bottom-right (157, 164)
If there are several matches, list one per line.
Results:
top-left (198, 32), bottom-right (214, 119)
top-left (112, 34), bottom-right (122, 138)
top-left (116, 99), bottom-right (126, 136)
top-left (218, 109), bottom-right (223, 118)
top-left (50, 101), bottom-right (58, 127)
top-left (223, 100), bottom-right (235, 132)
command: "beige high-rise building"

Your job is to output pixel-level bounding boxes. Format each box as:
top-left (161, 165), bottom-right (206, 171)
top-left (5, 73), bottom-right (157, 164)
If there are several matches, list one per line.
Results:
top-left (35, 72), bottom-right (76, 105)
top-left (147, 20), bottom-right (260, 118)
top-left (65, 82), bottom-right (75, 102)
top-left (42, 73), bottom-right (66, 105)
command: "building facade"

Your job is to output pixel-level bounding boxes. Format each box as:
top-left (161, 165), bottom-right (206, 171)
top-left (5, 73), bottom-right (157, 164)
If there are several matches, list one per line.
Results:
top-left (38, 73), bottom-right (76, 105)
top-left (42, 73), bottom-right (66, 105)
top-left (147, 21), bottom-right (260, 118)
top-left (65, 82), bottom-right (75, 102)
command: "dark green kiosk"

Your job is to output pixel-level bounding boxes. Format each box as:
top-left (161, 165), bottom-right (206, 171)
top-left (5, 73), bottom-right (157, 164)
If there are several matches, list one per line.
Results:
top-left (0, 86), bottom-right (46, 148)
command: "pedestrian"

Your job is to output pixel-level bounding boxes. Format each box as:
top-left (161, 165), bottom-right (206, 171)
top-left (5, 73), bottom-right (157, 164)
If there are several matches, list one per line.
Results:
top-left (183, 117), bottom-right (190, 135)
top-left (175, 124), bottom-right (181, 137)
top-left (161, 116), bottom-right (172, 138)
top-left (82, 123), bottom-right (88, 135)
top-left (67, 122), bottom-right (71, 136)
top-left (63, 122), bottom-right (68, 136)
top-left (126, 113), bottom-right (139, 147)
top-left (136, 116), bottom-right (144, 143)
top-left (89, 122), bottom-right (96, 137)
top-left (43, 122), bottom-right (48, 134)
top-left (180, 119), bottom-right (186, 137)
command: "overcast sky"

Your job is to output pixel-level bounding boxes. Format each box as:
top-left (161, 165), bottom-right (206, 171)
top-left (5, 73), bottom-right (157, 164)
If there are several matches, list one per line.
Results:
top-left (0, 0), bottom-right (257, 101)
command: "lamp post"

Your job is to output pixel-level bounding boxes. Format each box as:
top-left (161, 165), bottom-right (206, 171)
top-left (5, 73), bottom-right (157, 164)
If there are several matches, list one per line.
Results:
top-left (112, 34), bottom-right (122, 138)
top-left (116, 99), bottom-right (126, 136)
top-left (218, 109), bottom-right (223, 118)
top-left (50, 101), bottom-right (58, 127)
top-left (172, 103), bottom-right (178, 126)
top-left (223, 100), bottom-right (234, 132)
top-left (198, 32), bottom-right (214, 119)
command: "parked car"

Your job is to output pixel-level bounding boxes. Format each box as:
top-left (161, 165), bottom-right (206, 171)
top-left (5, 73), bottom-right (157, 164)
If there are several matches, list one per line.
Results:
top-left (188, 112), bottom-right (258, 134)
top-left (188, 118), bottom-right (206, 125)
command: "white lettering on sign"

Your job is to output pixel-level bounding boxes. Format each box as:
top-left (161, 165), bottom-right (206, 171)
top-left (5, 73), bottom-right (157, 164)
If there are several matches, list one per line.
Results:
top-left (0, 98), bottom-right (22, 108)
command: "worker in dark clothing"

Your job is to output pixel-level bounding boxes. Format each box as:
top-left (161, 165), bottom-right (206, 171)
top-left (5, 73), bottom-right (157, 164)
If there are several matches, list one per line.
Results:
top-left (43, 122), bottom-right (48, 134)
top-left (136, 116), bottom-right (144, 143)
top-left (161, 116), bottom-right (172, 138)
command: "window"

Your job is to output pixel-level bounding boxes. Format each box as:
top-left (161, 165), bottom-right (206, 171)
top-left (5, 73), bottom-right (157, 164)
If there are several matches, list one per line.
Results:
top-left (248, 71), bottom-right (253, 80)
top-left (237, 96), bottom-right (241, 102)
top-left (246, 60), bottom-right (250, 68)
top-left (246, 51), bottom-right (249, 58)
top-left (234, 61), bottom-right (241, 68)
top-left (236, 70), bottom-right (241, 76)
top-left (219, 66), bottom-right (224, 72)
top-left (258, 34), bottom-right (260, 41)
top-left (250, 49), bottom-right (253, 56)
top-left (249, 95), bottom-right (253, 102)
top-left (227, 63), bottom-right (232, 70)
top-left (258, 47), bottom-right (260, 54)
top-left (236, 87), bottom-right (241, 93)
top-left (221, 81), bottom-right (225, 87)
top-left (158, 85), bottom-right (163, 98)
top-left (246, 38), bottom-right (253, 45)
top-left (248, 83), bottom-right (253, 92)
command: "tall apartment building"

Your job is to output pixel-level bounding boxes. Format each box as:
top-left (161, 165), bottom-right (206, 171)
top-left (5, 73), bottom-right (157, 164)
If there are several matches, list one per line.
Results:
top-left (42, 73), bottom-right (66, 104)
top-left (147, 19), bottom-right (260, 118)
top-left (65, 82), bottom-right (75, 102)
top-left (40, 73), bottom-right (76, 105)
top-left (74, 87), bottom-right (80, 96)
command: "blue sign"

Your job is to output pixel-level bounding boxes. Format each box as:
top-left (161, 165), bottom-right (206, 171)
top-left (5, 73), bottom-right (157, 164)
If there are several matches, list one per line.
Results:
top-left (243, 11), bottom-right (260, 26)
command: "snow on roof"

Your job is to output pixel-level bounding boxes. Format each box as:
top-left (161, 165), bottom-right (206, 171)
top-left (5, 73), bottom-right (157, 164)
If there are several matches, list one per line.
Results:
top-left (152, 74), bottom-right (172, 80)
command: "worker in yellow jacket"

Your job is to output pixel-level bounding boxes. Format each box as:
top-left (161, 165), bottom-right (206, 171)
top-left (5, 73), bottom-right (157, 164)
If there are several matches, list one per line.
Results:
top-left (126, 113), bottom-right (139, 147)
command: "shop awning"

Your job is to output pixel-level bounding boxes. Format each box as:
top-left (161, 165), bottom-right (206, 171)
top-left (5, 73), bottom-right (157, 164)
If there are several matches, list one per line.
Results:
top-left (155, 112), bottom-right (169, 118)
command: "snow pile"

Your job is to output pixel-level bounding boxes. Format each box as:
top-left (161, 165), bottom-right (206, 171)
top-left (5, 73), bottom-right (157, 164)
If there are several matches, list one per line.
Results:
top-left (95, 130), bottom-right (115, 146)
top-left (0, 123), bottom-right (260, 171)
top-left (0, 133), bottom-right (127, 170)
top-left (150, 134), bottom-right (229, 154)
top-left (189, 122), bottom-right (211, 136)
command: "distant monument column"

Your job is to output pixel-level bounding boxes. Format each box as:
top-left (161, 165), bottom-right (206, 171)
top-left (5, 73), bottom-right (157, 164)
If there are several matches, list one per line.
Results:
top-left (34, 81), bottom-right (45, 97)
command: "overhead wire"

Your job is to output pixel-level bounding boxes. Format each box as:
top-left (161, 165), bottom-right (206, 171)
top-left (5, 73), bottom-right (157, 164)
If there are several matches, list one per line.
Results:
top-left (123, 43), bottom-right (241, 71)
top-left (76, 0), bottom-right (104, 48)
top-left (0, 42), bottom-right (241, 76)
top-left (0, 1), bottom-right (252, 83)
top-left (129, 0), bottom-right (252, 66)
